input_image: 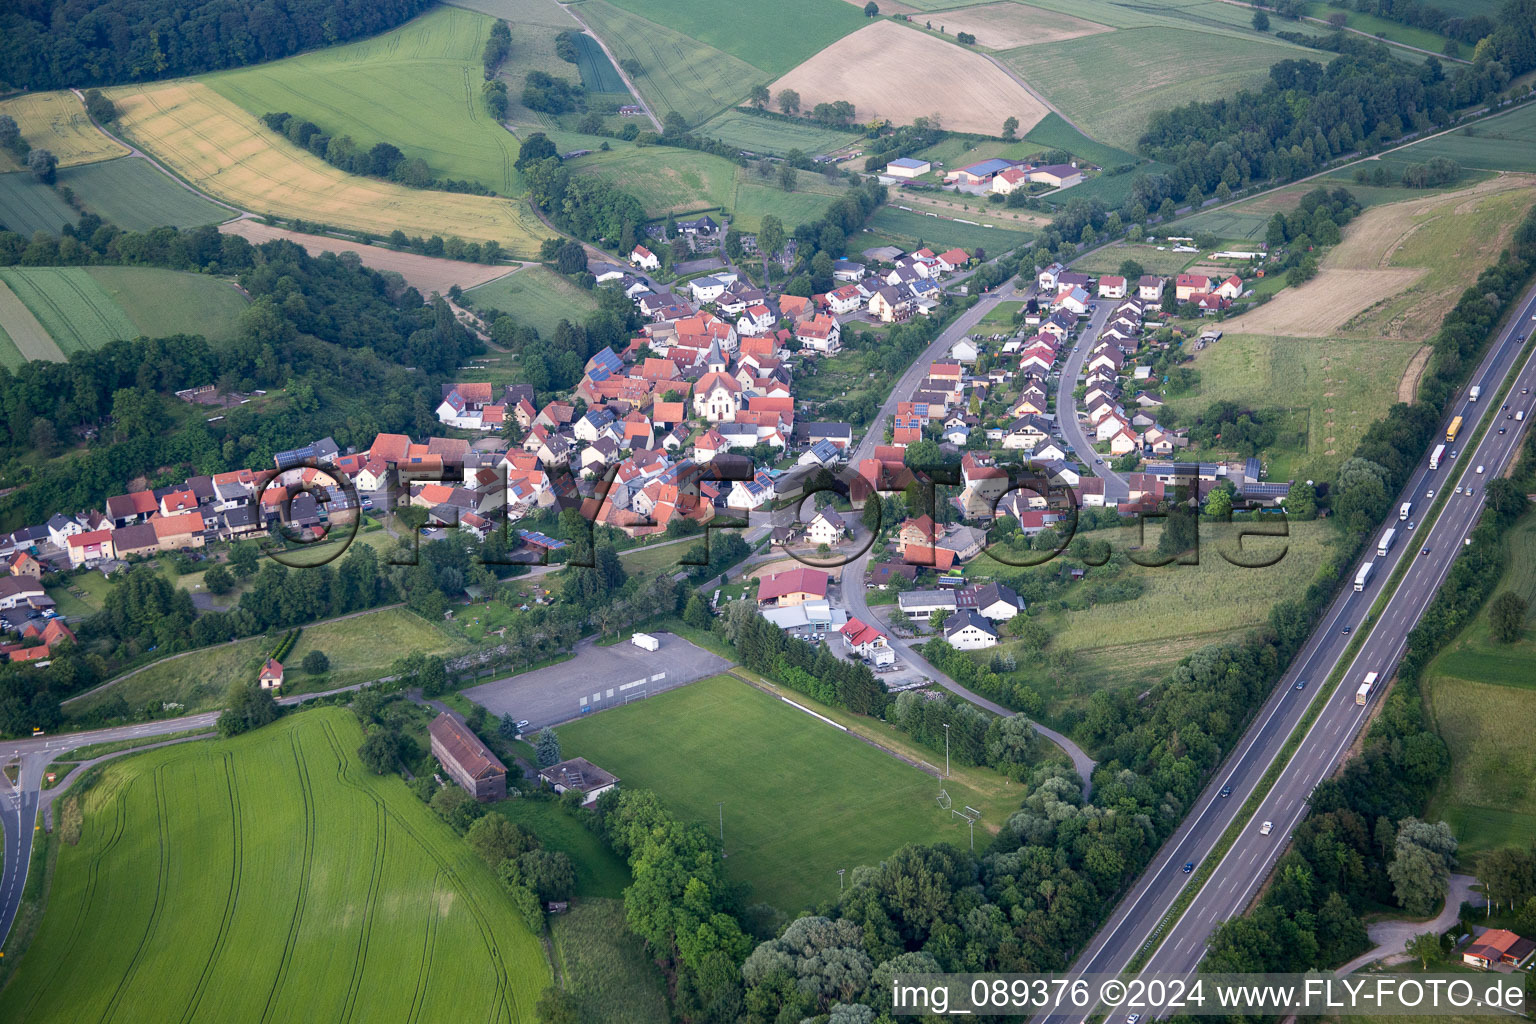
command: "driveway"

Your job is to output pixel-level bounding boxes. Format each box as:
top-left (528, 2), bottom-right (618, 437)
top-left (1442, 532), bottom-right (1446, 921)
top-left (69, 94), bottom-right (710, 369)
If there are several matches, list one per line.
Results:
top-left (463, 632), bottom-right (729, 730)
top-left (1334, 873), bottom-right (1482, 975)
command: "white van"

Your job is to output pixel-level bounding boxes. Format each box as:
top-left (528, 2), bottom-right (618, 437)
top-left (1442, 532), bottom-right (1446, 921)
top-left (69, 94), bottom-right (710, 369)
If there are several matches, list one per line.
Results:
top-left (1477, 465), bottom-right (1485, 474)
top-left (1518, 410), bottom-right (1526, 421)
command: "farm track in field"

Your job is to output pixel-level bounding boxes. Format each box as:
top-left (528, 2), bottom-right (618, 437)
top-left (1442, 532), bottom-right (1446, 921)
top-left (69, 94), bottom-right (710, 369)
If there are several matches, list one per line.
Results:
top-left (101, 767), bottom-right (172, 1024)
top-left (260, 732), bottom-right (317, 1024)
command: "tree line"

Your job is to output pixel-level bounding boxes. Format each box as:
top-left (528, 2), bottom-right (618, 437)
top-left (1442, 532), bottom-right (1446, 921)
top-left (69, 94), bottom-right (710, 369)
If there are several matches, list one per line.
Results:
top-left (257, 111), bottom-right (496, 197)
top-left (0, 0), bottom-right (436, 90)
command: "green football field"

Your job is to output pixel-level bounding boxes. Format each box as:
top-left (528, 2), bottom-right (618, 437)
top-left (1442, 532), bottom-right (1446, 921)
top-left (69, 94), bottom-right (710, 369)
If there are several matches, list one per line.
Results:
top-left (555, 673), bottom-right (1015, 912)
top-left (0, 710), bottom-right (549, 1023)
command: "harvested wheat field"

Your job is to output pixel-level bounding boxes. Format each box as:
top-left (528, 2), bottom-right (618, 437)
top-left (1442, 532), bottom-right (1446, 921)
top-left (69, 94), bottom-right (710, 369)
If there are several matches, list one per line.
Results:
top-left (924, 3), bottom-right (1112, 49)
top-left (1225, 173), bottom-right (1536, 340)
top-left (105, 81), bottom-right (546, 256)
top-left (769, 21), bottom-right (1048, 136)
top-left (0, 91), bottom-right (129, 172)
top-left (221, 221), bottom-right (520, 294)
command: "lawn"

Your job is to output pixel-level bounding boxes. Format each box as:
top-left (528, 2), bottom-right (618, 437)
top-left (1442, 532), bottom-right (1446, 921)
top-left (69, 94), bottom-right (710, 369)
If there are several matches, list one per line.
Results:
top-left (66, 607), bottom-right (471, 718)
top-left (617, 539), bottom-right (687, 577)
top-left (1424, 514), bottom-right (1536, 863)
top-left (549, 899), bottom-right (669, 1024)
top-left (576, 0), bottom-right (759, 125)
top-left (0, 171), bottom-right (79, 237)
top-left (567, 144), bottom-right (740, 217)
top-left (696, 110), bottom-right (861, 157)
top-left (1000, 26), bottom-right (1312, 147)
top-left (863, 205), bottom-right (1031, 254)
top-left (600, 0), bottom-right (866, 76)
top-left (977, 301), bottom-right (1024, 328)
top-left (463, 265), bottom-right (603, 338)
top-left (57, 158), bottom-right (234, 230)
top-left (0, 710), bottom-right (549, 1023)
top-left (0, 90), bottom-right (129, 173)
top-left (1021, 112), bottom-right (1139, 169)
top-left (556, 673), bottom-right (1018, 911)
top-left (1072, 241), bottom-right (1201, 277)
top-left (106, 79), bottom-right (547, 255)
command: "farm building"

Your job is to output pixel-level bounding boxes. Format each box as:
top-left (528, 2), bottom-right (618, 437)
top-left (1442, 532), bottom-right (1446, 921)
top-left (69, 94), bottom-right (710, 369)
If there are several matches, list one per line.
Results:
top-left (539, 757), bottom-right (619, 805)
top-left (883, 157), bottom-right (931, 179)
top-left (429, 712), bottom-right (508, 801)
top-left (946, 158), bottom-right (1014, 185)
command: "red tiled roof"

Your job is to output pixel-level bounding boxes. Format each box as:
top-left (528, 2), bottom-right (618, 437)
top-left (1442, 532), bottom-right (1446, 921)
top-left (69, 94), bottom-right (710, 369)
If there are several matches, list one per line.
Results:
top-left (757, 567), bottom-right (829, 602)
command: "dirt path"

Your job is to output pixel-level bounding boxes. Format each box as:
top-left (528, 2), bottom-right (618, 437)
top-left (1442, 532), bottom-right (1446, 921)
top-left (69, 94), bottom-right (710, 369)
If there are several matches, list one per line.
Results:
top-left (561, 7), bottom-right (663, 134)
top-left (1398, 345), bottom-right (1432, 403)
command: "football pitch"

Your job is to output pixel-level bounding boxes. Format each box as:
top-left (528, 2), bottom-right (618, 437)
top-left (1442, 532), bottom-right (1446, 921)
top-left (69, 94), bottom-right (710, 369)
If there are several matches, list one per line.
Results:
top-left (555, 673), bottom-right (1014, 911)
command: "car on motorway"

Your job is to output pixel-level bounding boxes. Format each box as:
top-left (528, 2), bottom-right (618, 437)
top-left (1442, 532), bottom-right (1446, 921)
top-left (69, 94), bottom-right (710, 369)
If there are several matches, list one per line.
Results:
top-left (1408, 520), bottom-right (1416, 529)
top-left (1127, 1015), bottom-right (1141, 1024)
top-left (1260, 820), bottom-right (1273, 835)
top-left (1426, 489), bottom-right (1435, 498)
top-left (1468, 486), bottom-right (1476, 495)
top-left (1182, 861), bottom-right (1195, 873)
top-left (1523, 387), bottom-right (1530, 394)
top-left (1296, 679), bottom-right (1306, 690)
top-left (1456, 485), bottom-right (1463, 494)
top-left (1421, 547), bottom-right (1430, 556)
top-left (1501, 428), bottom-right (1507, 434)
top-left (1220, 784), bottom-right (1232, 797)
top-left (1342, 625), bottom-right (1352, 634)
top-left (1450, 449), bottom-right (1458, 458)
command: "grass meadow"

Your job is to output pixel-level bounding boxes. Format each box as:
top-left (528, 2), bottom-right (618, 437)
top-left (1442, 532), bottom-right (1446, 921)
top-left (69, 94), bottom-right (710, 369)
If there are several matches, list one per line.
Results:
top-left (464, 265), bottom-right (603, 337)
top-left (576, 0), bottom-right (758, 125)
top-left (696, 109), bottom-right (861, 157)
top-left (59, 158), bottom-right (234, 230)
top-left (0, 268), bottom-right (137, 355)
top-left (550, 899), bottom-right (670, 1024)
top-left (0, 171), bottom-right (79, 237)
top-left (567, 144), bottom-right (740, 216)
top-left (0, 90), bottom-right (129, 173)
top-left (0, 711), bottom-right (549, 1023)
top-left (863, 205), bottom-right (1031, 254)
top-left (206, 7), bottom-right (524, 194)
top-left (556, 673), bottom-right (1018, 911)
top-left (1424, 514), bottom-right (1536, 863)
top-left (67, 607), bottom-right (470, 718)
top-left (600, 0), bottom-right (866, 76)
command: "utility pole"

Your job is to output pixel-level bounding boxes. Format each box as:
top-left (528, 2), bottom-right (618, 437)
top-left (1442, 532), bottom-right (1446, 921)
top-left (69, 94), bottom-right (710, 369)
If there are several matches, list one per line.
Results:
top-left (717, 801), bottom-right (725, 857)
top-left (837, 868), bottom-right (846, 892)
top-left (942, 722), bottom-right (950, 778)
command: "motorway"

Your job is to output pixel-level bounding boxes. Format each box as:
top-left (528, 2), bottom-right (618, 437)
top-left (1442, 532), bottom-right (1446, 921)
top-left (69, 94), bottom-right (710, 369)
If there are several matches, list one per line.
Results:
top-left (1040, 280), bottom-right (1536, 1022)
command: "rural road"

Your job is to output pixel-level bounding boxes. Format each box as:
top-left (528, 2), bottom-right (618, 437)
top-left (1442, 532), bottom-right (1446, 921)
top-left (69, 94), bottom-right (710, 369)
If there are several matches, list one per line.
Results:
top-left (1034, 276), bottom-right (1536, 1024)
top-left (560, 7), bottom-right (663, 134)
top-left (1334, 873), bottom-right (1481, 975)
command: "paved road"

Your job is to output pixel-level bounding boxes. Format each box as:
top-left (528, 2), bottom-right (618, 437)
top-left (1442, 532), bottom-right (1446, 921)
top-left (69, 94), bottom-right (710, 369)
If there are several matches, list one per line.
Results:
top-left (1335, 873), bottom-right (1481, 975)
top-left (1051, 298), bottom-right (1131, 503)
top-left (1037, 280), bottom-right (1536, 1022)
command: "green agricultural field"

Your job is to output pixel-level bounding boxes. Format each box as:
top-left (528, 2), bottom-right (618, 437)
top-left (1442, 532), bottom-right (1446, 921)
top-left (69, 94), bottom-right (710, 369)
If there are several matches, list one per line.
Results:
top-left (569, 30), bottom-right (628, 92)
top-left (1370, 102), bottom-right (1536, 173)
top-left (566, 144), bottom-right (739, 216)
top-left (578, 0), bottom-right (759, 125)
top-left (1001, 27), bottom-right (1311, 147)
top-left (463, 265), bottom-right (603, 338)
top-left (85, 267), bottom-right (248, 342)
top-left (550, 899), bottom-right (669, 1024)
top-left (1301, 1), bottom-right (1450, 51)
top-left (67, 607), bottom-right (471, 718)
top-left (206, 6), bottom-right (525, 194)
top-left (0, 171), bottom-right (79, 237)
top-left (0, 710), bottom-right (549, 1023)
top-left (0, 267), bottom-right (137, 356)
top-left (1161, 332), bottom-right (1421, 482)
top-left (58, 158), bottom-right (233, 230)
top-left (863, 205), bottom-right (1031, 254)
top-left (1424, 514), bottom-right (1536, 861)
top-left (697, 109), bottom-right (861, 157)
top-left (601, 0), bottom-right (865, 76)
top-left (444, 0), bottom-right (580, 28)
top-left (557, 673), bottom-right (1016, 911)
top-left (1022, 112), bottom-right (1140, 169)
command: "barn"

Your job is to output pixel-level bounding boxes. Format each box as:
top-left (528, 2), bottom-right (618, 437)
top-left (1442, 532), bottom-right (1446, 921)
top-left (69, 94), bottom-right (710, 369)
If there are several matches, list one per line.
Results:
top-left (429, 713), bottom-right (508, 801)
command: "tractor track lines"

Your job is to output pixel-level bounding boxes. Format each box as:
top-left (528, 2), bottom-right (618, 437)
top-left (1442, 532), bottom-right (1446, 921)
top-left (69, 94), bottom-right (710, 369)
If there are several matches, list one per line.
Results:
top-left (319, 721), bottom-right (388, 1024)
top-left (100, 765), bottom-right (172, 1024)
top-left (260, 732), bottom-right (317, 1024)
top-left (178, 753), bottom-right (244, 1024)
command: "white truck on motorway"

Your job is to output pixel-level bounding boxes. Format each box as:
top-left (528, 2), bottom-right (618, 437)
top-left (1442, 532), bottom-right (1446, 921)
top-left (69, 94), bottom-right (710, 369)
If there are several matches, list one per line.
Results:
top-left (631, 632), bottom-right (660, 652)
top-left (1377, 528), bottom-right (1396, 558)
top-left (1400, 501), bottom-right (1411, 520)
top-left (1470, 385), bottom-right (1482, 401)
top-left (1356, 671), bottom-right (1379, 705)
top-left (1354, 561), bottom-right (1375, 592)
top-left (1430, 444), bottom-right (1445, 470)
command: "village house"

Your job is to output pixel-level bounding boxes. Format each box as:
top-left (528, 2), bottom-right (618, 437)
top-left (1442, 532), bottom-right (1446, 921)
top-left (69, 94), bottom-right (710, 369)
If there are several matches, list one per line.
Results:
top-left (805, 506), bottom-right (847, 547)
top-left (944, 609), bottom-right (998, 650)
top-left (839, 617), bottom-right (895, 666)
top-left (630, 244), bottom-right (660, 271)
top-left (1175, 273), bottom-right (1211, 301)
top-left (1097, 275), bottom-right (1127, 299)
top-left (540, 757), bottom-right (619, 805)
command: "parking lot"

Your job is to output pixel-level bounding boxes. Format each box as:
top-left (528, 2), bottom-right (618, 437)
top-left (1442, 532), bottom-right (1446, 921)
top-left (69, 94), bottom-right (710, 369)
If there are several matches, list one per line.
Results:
top-left (463, 632), bottom-right (731, 730)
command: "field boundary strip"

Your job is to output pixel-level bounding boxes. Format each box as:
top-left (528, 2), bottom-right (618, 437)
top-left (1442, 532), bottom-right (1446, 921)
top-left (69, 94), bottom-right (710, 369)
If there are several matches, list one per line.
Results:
top-left (0, 277), bottom-right (65, 362)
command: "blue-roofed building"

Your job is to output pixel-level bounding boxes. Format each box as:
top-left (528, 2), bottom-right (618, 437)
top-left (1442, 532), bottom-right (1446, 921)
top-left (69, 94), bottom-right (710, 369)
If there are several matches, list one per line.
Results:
top-left (882, 157), bottom-right (931, 179)
top-left (584, 346), bottom-right (624, 378)
top-left (948, 158), bottom-right (1015, 184)
top-left (274, 445), bottom-right (315, 470)
top-left (797, 438), bottom-right (843, 468)
top-left (518, 529), bottom-right (567, 551)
